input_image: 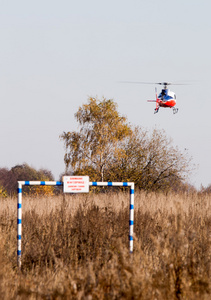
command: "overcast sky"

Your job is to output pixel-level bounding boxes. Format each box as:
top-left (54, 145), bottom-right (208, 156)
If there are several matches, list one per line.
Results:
top-left (1, 0), bottom-right (211, 188)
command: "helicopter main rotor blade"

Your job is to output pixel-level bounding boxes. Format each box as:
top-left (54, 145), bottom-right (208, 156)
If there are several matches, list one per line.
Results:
top-left (118, 81), bottom-right (189, 86)
top-left (118, 81), bottom-right (162, 85)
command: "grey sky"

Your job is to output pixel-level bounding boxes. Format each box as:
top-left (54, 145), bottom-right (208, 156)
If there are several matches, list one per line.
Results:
top-left (1, 0), bottom-right (210, 188)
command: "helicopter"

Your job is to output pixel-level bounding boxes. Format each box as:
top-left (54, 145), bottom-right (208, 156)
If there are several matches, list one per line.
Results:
top-left (147, 82), bottom-right (178, 114)
top-left (120, 81), bottom-right (180, 114)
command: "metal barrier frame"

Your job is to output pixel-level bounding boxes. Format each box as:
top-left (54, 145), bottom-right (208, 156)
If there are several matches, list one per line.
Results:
top-left (17, 181), bottom-right (134, 269)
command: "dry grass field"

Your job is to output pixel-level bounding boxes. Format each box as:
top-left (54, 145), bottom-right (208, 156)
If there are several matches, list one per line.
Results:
top-left (0, 190), bottom-right (210, 299)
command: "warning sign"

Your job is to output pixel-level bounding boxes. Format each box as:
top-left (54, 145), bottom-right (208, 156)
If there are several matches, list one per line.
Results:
top-left (63, 176), bottom-right (89, 193)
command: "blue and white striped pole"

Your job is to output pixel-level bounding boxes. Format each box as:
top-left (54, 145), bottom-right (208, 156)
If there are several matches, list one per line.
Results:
top-left (17, 181), bottom-right (134, 269)
top-left (17, 182), bottom-right (22, 268)
top-left (129, 183), bottom-right (134, 253)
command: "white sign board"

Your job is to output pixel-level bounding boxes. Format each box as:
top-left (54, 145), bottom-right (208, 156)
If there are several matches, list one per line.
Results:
top-left (63, 176), bottom-right (89, 193)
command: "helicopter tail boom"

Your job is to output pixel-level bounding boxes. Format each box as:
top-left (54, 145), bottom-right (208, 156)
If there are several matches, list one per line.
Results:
top-left (155, 87), bottom-right (159, 113)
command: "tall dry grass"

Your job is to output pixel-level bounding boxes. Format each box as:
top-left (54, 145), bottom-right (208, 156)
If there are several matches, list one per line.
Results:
top-left (0, 191), bottom-right (210, 299)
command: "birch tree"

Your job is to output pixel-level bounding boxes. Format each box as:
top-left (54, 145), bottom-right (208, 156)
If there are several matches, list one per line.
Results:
top-left (60, 97), bottom-right (131, 181)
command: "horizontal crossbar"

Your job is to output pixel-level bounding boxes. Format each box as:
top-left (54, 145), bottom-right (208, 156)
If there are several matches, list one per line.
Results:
top-left (18, 181), bottom-right (134, 187)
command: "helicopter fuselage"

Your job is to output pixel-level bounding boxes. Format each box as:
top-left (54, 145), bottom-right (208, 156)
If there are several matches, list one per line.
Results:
top-left (157, 89), bottom-right (176, 108)
top-left (145, 82), bottom-right (179, 113)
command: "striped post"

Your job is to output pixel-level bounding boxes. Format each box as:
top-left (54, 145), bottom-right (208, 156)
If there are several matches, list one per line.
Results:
top-left (17, 181), bottom-right (134, 269)
top-left (17, 182), bottom-right (22, 268)
top-left (129, 183), bottom-right (134, 253)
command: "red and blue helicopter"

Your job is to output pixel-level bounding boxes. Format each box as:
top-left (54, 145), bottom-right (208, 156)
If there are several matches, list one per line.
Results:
top-left (121, 81), bottom-right (182, 114)
top-left (147, 82), bottom-right (178, 114)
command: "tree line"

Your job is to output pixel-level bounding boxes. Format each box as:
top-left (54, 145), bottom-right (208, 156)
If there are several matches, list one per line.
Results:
top-left (0, 164), bottom-right (54, 197)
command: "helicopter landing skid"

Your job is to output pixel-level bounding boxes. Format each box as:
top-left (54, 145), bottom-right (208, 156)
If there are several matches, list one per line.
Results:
top-left (173, 108), bottom-right (179, 114)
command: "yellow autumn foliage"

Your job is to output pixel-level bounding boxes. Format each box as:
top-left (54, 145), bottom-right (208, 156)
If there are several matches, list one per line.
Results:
top-left (0, 185), bottom-right (8, 198)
